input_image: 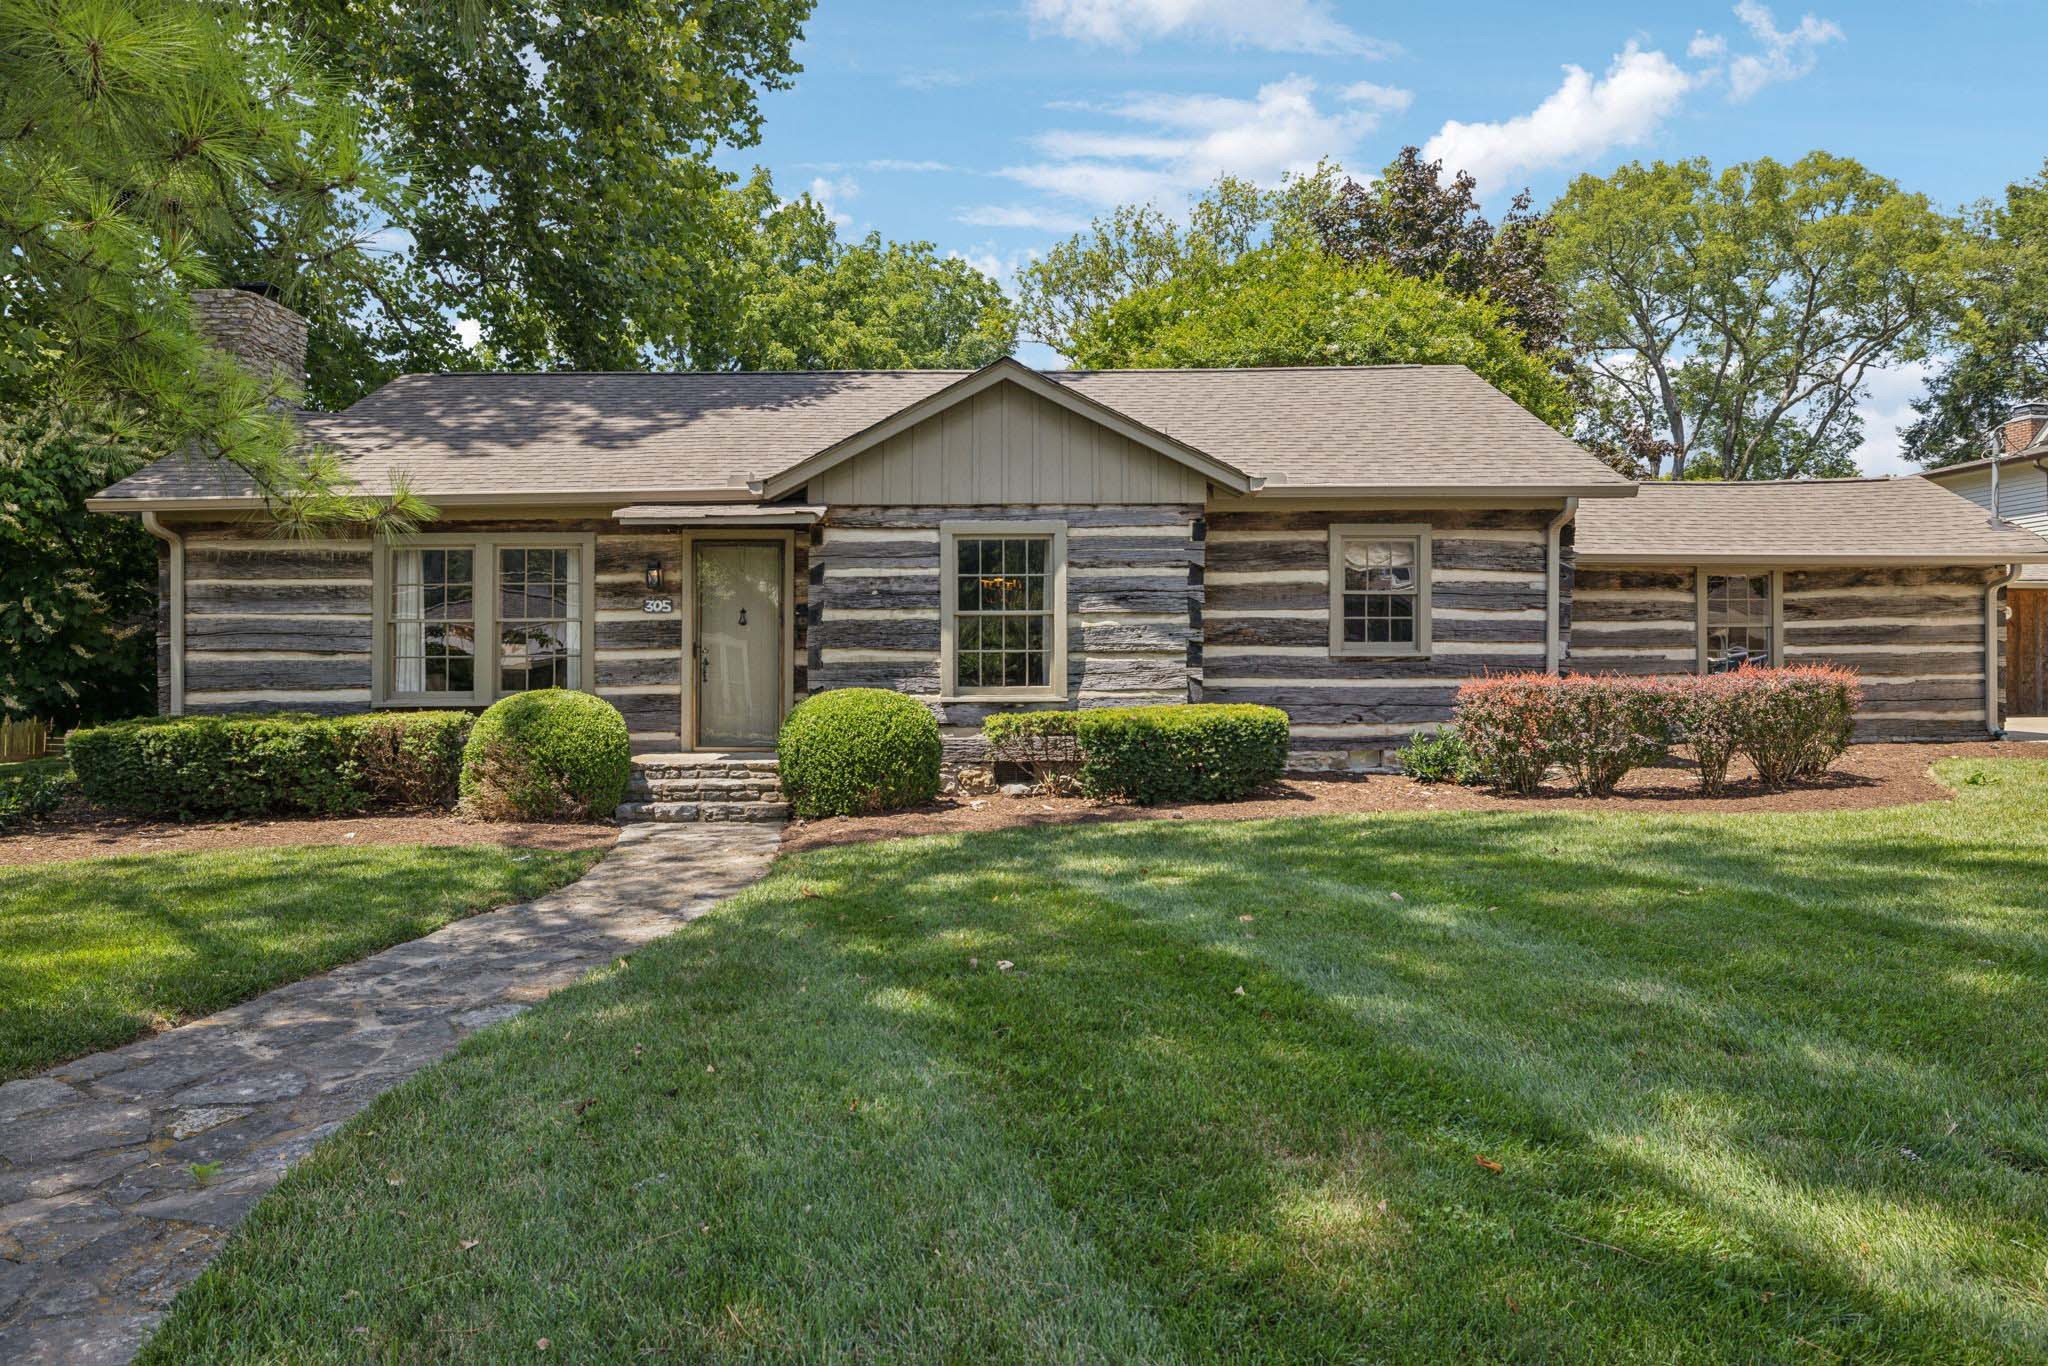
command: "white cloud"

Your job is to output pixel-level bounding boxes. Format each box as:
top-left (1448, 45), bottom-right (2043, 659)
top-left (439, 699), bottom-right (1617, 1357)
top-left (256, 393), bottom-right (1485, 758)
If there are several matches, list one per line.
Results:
top-left (1023, 0), bottom-right (1392, 57)
top-left (956, 204), bottom-right (1093, 233)
top-left (947, 245), bottom-right (1042, 293)
top-left (1725, 1), bottom-right (1843, 101)
top-left (1688, 31), bottom-right (1727, 59)
top-left (805, 175), bottom-right (859, 229)
top-left (1002, 75), bottom-right (1381, 207)
top-left (1340, 81), bottom-right (1413, 114)
top-left (1420, 43), bottom-right (1694, 195)
top-left (1850, 359), bottom-right (1932, 476)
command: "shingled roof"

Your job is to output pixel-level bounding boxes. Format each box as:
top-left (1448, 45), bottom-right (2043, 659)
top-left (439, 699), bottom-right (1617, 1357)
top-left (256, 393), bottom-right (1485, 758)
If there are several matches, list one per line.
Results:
top-left (1574, 478), bottom-right (2048, 565)
top-left (90, 361), bottom-right (1632, 508)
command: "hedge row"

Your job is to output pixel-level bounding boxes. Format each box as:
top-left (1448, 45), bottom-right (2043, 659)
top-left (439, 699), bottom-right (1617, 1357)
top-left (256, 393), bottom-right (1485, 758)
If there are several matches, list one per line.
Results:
top-left (985, 703), bottom-right (1290, 805)
top-left (67, 711), bottom-right (478, 820)
top-left (1442, 667), bottom-right (1861, 796)
top-left (0, 764), bottom-right (72, 831)
top-left (69, 694), bottom-right (636, 823)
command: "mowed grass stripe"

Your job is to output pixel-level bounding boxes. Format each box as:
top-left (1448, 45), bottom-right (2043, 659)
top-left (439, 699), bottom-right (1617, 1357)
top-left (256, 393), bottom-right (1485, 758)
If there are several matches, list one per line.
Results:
top-left (148, 760), bottom-right (2048, 1361)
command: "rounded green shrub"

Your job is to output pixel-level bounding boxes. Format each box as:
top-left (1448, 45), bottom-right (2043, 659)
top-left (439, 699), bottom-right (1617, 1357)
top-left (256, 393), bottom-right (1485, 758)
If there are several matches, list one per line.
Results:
top-left (459, 690), bottom-right (631, 821)
top-left (778, 688), bottom-right (941, 817)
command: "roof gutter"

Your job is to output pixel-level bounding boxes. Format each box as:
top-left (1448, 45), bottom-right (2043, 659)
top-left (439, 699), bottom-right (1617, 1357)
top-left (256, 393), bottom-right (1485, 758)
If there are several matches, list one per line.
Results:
top-left (1989, 564), bottom-right (2020, 736)
top-left (1545, 497), bottom-right (1578, 674)
top-left (140, 512), bottom-right (184, 716)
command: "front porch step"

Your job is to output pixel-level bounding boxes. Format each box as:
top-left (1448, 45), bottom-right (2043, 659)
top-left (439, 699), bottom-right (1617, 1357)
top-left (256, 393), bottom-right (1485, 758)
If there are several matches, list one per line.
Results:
top-left (618, 753), bottom-right (785, 824)
top-left (626, 775), bottom-right (784, 802)
top-left (617, 800), bottom-right (790, 824)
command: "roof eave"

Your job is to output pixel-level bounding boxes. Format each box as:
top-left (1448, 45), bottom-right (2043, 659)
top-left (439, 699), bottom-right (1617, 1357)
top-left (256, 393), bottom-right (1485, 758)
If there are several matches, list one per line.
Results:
top-left (1577, 551), bottom-right (2048, 566)
top-left (1251, 481), bottom-right (1636, 500)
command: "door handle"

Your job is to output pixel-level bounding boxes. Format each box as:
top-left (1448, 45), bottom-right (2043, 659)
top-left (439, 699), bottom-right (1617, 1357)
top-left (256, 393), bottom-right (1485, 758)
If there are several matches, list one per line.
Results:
top-left (700, 654), bottom-right (709, 683)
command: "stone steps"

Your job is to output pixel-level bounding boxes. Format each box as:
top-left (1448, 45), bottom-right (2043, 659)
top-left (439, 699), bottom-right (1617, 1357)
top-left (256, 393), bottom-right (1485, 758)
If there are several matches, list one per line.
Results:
top-left (617, 800), bottom-right (790, 823)
top-left (618, 754), bottom-right (785, 824)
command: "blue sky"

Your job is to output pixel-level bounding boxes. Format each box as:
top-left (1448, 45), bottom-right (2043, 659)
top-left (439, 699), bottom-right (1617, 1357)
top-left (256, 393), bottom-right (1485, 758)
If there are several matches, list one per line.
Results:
top-left (724, 0), bottom-right (2046, 474)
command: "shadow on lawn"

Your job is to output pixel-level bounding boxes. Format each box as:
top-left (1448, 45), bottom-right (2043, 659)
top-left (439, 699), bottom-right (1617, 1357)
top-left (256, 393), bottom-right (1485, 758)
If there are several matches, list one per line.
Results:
top-left (787, 800), bottom-right (2048, 1357)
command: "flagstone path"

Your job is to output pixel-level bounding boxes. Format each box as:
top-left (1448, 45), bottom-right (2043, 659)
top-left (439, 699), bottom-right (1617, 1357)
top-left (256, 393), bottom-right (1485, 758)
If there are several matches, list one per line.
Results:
top-left (0, 822), bottom-right (781, 1364)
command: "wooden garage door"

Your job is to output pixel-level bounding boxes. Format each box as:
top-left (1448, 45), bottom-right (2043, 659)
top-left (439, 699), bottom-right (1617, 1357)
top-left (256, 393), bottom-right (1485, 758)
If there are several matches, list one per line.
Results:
top-left (2008, 588), bottom-right (2048, 717)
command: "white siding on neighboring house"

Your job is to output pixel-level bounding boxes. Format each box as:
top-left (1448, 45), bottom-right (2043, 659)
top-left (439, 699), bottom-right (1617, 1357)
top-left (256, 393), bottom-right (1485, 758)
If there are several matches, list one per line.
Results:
top-left (1931, 466), bottom-right (2048, 581)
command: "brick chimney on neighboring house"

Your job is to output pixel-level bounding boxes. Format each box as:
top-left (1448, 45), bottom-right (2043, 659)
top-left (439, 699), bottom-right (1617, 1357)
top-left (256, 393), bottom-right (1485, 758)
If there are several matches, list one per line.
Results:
top-left (191, 284), bottom-right (308, 407)
top-left (2002, 399), bottom-right (2048, 456)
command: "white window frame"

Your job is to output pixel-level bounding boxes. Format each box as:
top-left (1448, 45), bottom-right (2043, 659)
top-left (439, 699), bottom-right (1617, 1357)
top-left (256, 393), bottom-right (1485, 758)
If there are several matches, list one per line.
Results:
top-left (373, 532), bottom-right (597, 707)
top-left (939, 520), bottom-right (1069, 703)
top-left (1696, 567), bottom-right (1784, 674)
top-left (1329, 523), bottom-right (1432, 658)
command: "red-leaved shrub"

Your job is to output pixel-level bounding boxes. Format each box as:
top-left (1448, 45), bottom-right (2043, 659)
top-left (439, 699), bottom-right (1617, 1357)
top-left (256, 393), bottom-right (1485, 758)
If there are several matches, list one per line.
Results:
top-left (1454, 667), bottom-right (1861, 796)
top-left (1453, 674), bottom-right (1562, 794)
top-left (1737, 665), bottom-right (1861, 788)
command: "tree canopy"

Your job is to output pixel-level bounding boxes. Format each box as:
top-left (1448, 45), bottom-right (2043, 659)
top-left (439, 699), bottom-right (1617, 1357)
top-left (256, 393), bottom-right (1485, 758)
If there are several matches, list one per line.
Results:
top-left (1548, 152), bottom-right (1969, 480)
top-left (1067, 246), bottom-right (1573, 430)
top-left (1904, 159), bottom-right (2048, 467)
top-left (253, 0), bottom-right (817, 402)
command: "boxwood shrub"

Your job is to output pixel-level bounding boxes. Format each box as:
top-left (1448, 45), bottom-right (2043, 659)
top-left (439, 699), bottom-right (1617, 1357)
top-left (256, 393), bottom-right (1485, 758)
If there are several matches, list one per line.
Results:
top-left (67, 710), bottom-right (486, 821)
top-left (68, 712), bottom-right (365, 819)
top-left (1073, 703), bottom-right (1289, 804)
top-left (778, 688), bottom-right (941, 817)
top-left (0, 764), bottom-right (73, 830)
top-left (460, 690), bottom-right (631, 821)
top-left (334, 711), bottom-right (475, 809)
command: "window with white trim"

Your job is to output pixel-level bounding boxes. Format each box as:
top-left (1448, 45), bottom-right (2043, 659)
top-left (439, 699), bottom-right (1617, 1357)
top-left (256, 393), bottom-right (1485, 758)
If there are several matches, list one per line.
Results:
top-left (940, 521), bottom-right (1068, 700)
top-left (379, 536), bottom-right (590, 704)
top-left (1329, 524), bottom-right (1431, 657)
top-left (1703, 572), bottom-right (1772, 673)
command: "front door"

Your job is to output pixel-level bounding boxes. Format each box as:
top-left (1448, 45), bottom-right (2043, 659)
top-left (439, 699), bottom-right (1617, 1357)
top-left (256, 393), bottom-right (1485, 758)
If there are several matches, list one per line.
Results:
top-left (2009, 587), bottom-right (2048, 718)
top-left (694, 541), bottom-right (784, 749)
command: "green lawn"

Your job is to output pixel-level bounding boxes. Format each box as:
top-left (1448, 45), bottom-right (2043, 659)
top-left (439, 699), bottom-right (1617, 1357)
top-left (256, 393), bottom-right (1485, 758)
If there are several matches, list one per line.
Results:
top-left (148, 760), bottom-right (2048, 1362)
top-left (0, 844), bottom-right (601, 1079)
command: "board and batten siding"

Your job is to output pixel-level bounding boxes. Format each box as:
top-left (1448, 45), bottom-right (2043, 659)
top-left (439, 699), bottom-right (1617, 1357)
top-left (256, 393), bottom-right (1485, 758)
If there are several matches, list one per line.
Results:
top-left (1203, 507), bottom-right (1562, 771)
top-left (161, 519), bottom-right (759, 749)
top-left (1566, 563), bottom-right (2003, 739)
top-left (805, 379), bottom-right (1210, 506)
top-left (806, 505), bottom-right (1202, 760)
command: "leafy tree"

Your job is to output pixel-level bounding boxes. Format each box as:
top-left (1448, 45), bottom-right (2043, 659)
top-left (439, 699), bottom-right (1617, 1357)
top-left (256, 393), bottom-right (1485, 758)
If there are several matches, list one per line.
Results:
top-left (1014, 169), bottom-right (1336, 356)
top-left (1549, 152), bottom-right (1969, 480)
top-left (1067, 246), bottom-right (1572, 429)
top-left (706, 173), bottom-right (1015, 370)
top-left (1313, 147), bottom-right (1565, 353)
top-left (258, 0), bottom-right (815, 400)
top-left (1905, 159), bottom-right (2048, 467)
top-left (0, 419), bottom-right (156, 726)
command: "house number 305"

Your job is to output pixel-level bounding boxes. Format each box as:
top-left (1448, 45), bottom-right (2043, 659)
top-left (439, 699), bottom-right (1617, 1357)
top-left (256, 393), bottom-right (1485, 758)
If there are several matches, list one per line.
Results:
top-left (641, 597), bottom-right (674, 614)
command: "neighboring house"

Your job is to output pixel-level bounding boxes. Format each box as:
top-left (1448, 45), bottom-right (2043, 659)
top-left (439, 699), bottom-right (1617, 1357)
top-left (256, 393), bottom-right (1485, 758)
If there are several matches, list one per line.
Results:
top-left (88, 288), bottom-right (2048, 780)
top-left (1921, 402), bottom-right (2048, 715)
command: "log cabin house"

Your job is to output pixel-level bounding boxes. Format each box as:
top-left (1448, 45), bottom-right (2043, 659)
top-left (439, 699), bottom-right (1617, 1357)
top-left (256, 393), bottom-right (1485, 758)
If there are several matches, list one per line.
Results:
top-left (87, 288), bottom-right (2048, 808)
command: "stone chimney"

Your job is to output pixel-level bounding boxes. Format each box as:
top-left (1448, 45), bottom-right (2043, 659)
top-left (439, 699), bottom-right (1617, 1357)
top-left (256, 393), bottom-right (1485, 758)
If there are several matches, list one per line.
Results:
top-left (192, 284), bottom-right (308, 401)
top-left (2002, 399), bottom-right (2048, 455)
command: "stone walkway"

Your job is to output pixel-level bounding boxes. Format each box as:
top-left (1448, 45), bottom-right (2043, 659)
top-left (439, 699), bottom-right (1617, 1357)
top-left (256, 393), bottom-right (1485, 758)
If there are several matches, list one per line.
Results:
top-left (0, 822), bottom-right (782, 1364)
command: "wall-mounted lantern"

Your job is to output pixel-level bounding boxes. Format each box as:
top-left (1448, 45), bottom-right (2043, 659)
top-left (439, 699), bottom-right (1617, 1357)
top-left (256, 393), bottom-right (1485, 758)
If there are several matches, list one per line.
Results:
top-left (644, 558), bottom-right (664, 592)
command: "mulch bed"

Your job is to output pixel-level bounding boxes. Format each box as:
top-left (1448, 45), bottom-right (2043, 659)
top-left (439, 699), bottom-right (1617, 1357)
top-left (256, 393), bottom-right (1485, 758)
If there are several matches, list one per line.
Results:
top-left (781, 741), bottom-right (2037, 854)
top-left (0, 801), bottom-right (618, 868)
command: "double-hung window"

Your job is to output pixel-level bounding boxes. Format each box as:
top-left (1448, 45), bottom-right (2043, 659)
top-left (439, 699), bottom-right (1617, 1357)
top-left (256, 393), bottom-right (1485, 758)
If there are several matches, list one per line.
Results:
top-left (1329, 524), bottom-right (1431, 657)
top-left (378, 534), bottom-right (593, 705)
top-left (1701, 571), bottom-right (1777, 673)
top-left (940, 521), bottom-right (1068, 701)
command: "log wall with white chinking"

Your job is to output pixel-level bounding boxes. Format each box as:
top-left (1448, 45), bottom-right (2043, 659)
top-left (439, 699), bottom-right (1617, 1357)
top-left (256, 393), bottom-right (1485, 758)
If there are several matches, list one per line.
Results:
top-left (179, 535), bottom-right (375, 715)
top-left (1564, 562), bottom-right (2003, 740)
top-left (806, 504), bottom-right (1202, 764)
top-left (1782, 566), bottom-right (2002, 740)
top-left (1566, 568), bottom-right (1696, 675)
top-left (155, 516), bottom-right (799, 750)
top-left (1203, 506), bottom-right (1561, 771)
